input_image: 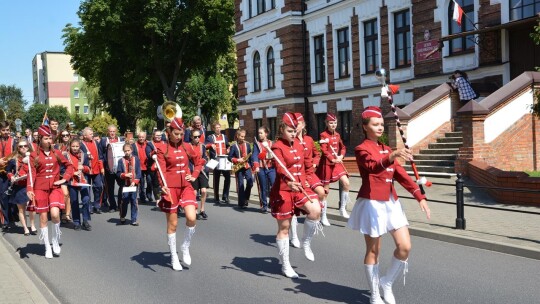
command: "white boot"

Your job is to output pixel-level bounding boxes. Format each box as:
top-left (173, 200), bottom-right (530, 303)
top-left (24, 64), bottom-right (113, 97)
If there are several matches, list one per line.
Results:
top-left (302, 219), bottom-right (322, 261)
top-left (39, 227), bottom-right (53, 259)
top-left (167, 233), bottom-right (182, 271)
top-left (181, 226), bottom-right (195, 266)
top-left (320, 200), bottom-right (331, 226)
top-left (51, 223), bottom-right (61, 255)
top-left (365, 264), bottom-right (385, 304)
top-left (276, 238), bottom-right (298, 278)
top-left (289, 215), bottom-right (300, 248)
top-left (380, 257), bottom-right (408, 304)
top-left (339, 191), bottom-right (350, 219)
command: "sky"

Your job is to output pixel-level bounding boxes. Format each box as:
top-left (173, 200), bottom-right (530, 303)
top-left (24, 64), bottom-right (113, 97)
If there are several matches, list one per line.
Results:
top-left (0, 1), bottom-right (81, 102)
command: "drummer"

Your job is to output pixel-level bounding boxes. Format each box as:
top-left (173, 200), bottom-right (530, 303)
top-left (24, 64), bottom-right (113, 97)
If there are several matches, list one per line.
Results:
top-left (99, 125), bottom-right (122, 213)
top-left (206, 122), bottom-right (231, 204)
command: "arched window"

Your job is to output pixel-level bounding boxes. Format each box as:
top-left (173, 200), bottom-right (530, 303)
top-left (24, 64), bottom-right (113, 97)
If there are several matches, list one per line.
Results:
top-left (267, 48), bottom-right (275, 89)
top-left (448, 0), bottom-right (474, 55)
top-left (253, 52), bottom-right (261, 92)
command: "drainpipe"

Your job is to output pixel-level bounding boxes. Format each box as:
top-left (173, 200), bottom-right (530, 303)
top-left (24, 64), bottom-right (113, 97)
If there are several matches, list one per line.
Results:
top-left (301, 0), bottom-right (310, 128)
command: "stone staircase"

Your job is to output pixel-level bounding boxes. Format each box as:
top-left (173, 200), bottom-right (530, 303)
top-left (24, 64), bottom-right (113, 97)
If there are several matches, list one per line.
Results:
top-left (403, 130), bottom-right (463, 177)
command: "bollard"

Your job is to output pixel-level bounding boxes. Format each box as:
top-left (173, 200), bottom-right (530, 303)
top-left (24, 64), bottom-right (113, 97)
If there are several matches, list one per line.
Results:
top-left (455, 173), bottom-right (466, 229)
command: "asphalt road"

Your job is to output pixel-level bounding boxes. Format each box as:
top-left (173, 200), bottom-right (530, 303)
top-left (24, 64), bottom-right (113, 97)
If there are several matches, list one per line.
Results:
top-left (3, 200), bottom-right (540, 304)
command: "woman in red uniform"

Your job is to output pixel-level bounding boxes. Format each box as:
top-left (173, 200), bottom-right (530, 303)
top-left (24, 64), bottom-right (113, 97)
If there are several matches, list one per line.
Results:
top-left (269, 113), bottom-right (322, 279)
top-left (316, 113), bottom-right (351, 219)
top-left (348, 107), bottom-right (430, 304)
top-left (288, 113), bottom-right (328, 249)
top-left (156, 117), bottom-right (204, 271)
top-left (56, 129), bottom-right (73, 224)
top-left (27, 125), bottom-right (74, 259)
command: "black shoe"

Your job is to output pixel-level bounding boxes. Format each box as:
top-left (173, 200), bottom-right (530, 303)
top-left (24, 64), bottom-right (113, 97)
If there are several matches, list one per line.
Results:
top-left (82, 221), bottom-right (92, 231)
top-left (120, 218), bottom-right (127, 225)
top-left (109, 208), bottom-right (117, 213)
top-left (261, 207), bottom-right (268, 214)
top-left (200, 211), bottom-right (208, 219)
top-left (222, 198), bottom-right (230, 204)
top-left (30, 228), bottom-right (37, 235)
top-left (196, 213), bottom-right (202, 220)
top-left (94, 208), bottom-right (102, 214)
top-left (73, 224), bottom-right (82, 231)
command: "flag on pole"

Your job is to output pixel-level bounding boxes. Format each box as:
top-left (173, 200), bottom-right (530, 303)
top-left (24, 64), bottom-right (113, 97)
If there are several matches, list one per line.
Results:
top-left (452, 1), bottom-right (464, 26)
top-left (42, 109), bottom-right (49, 125)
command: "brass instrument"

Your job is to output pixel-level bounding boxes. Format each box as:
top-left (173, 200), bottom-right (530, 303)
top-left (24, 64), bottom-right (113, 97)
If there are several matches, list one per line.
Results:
top-left (0, 151), bottom-right (19, 175)
top-left (232, 150), bottom-right (252, 174)
top-left (158, 101), bottom-right (183, 122)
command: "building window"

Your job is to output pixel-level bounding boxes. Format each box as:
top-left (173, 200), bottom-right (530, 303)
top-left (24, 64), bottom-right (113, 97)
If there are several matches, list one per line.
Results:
top-left (75, 104), bottom-right (80, 114)
top-left (74, 89), bottom-right (80, 98)
top-left (337, 27), bottom-right (350, 78)
top-left (449, 0), bottom-right (475, 54)
top-left (364, 19), bottom-right (379, 74)
top-left (270, 0), bottom-right (275, 9)
top-left (267, 117), bottom-right (277, 140)
top-left (267, 48), bottom-right (275, 89)
top-left (83, 104), bottom-right (89, 114)
top-left (394, 9), bottom-right (411, 68)
top-left (257, 0), bottom-right (265, 15)
top-left (73, 73), bottom-right (79, 82)
top-left (253, 51), bottom-right (261, 92)
top-left (248, 0), bottom-right (252, 18)
top-left (510, 0), bottom-right (540, 20)
top-left (254, 119), bottom-right (262, 138)
top-left (314, 35), bottom-right (325, 83)
top-left (316, 113), bottom-right (326, 136)
top-left (339, 111), bottom-right (351, 145)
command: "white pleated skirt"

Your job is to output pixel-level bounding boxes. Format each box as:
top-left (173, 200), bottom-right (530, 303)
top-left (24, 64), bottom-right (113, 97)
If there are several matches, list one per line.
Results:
top-left (347, 195), bottom-right (409, 238)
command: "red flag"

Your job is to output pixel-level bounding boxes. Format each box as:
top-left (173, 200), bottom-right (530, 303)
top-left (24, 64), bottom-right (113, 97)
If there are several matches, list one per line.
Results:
top-left (388, 84), bottom-right (400, 95)
top-left (453, 1), bottom-right (464, 26)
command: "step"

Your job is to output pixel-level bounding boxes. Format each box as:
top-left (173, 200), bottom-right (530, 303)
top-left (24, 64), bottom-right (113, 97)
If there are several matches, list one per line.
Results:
top-left (428, 142), bottom-right (463, 149)
top-left (437, 137), bottom-right (463, 143)
top-left (411, 159), bottom-right (456, 167)
top-left (403, 165), bottom-right (456, 174)
top-left (445, 131), bottom-right (463, 137)
top-left (414, 154), bottom-right (457, 161)
top-left (419, 148), bottom-right (460, 155)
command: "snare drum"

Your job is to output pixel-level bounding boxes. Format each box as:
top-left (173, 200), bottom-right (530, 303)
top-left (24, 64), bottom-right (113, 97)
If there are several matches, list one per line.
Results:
top-left (217, 155), bottom-right (232, 171)
top-left (107, 142), bottom-right (125, 173)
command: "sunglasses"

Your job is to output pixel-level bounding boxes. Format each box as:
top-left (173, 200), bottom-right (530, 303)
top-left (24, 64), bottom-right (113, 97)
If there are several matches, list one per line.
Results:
top-left (18, 145), bottom-right (28, 148)
top-left (62, 134), bottom-right (70, 137)
top-left (193, 135), bottom-right (201, 138)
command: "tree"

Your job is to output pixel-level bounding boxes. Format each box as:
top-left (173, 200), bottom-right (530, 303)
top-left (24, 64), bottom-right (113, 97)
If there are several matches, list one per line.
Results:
top-left (63, 0), bottom-right (235, 131)
top-left (47, 106), bottom-right (71, 127)
top-left (88, 113), bottom-right (118, 136)
top-left (0, 84), bottom-right (27, 121)
top-left (22, 103), bottom-right (48, 131)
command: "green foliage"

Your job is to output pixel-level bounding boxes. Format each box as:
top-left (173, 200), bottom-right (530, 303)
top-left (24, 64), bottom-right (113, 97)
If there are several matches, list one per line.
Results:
top-left (379, 133), bottom-right (389, 145)
top-left (47, 106), bottom-right (71, 127)
top-left (88, 113), bottom-right (118, 136)
top-left (71, 113), bottom-right (90, 131)
top-left (526, 171), bottom-right (540, 177)
top-left (63, 0), bottom-right (235, 131)
top-left (22, 103), bottom-right (48, 130)
top-left (138, 117), bottom-right (157, 134)
top-left (0, 84), bottom-right (27, 122)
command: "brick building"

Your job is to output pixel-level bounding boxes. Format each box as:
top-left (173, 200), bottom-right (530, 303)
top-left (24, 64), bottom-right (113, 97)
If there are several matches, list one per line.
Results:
top-left (233, 0), bottom-right (540, 156)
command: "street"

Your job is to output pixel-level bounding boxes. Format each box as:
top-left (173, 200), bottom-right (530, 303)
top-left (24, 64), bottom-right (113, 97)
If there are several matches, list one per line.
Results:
top-left (3, 199), bottom-right (540, 304)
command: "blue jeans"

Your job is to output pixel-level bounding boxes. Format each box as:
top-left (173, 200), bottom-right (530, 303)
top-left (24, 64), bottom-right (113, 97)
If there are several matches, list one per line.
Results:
top-left (69, 186), bottom-right (91, 224)
top-left (120, 192), bottom-right (138, 222)
top-left (256, 167), bottom-right (275, 208)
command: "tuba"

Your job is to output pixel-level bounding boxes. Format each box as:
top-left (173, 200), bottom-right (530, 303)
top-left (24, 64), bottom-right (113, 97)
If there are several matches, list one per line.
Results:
top-left (159, 101), bottom-right (183, 122)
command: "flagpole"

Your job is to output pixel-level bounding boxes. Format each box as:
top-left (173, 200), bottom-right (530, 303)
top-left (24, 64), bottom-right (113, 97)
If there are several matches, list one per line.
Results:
top-left (453, 0), bottom-right (478, 31)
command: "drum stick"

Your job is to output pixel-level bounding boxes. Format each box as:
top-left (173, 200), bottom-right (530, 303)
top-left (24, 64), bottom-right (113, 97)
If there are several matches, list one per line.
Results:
top-left (261, 142), bottom-right (314, 204)
top-left (152, 154), bottom-right (171, 200)
top-left (319, 138), bottom-right (349, 175)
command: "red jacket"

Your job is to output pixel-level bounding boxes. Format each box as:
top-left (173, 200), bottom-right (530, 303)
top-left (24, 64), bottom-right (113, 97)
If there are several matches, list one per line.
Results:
top-left (270, 138), bottom-right (306, 192)
top-left (319, 129), bottom-right (345, 163)
top-left (297, 135), bottom-right (319, 175)
top-left (27, 148), bottom-right (74, 192)
top-left (156, 141), bottom-right (204, 188)
top-left (354, 139), bottom-right (425, 202)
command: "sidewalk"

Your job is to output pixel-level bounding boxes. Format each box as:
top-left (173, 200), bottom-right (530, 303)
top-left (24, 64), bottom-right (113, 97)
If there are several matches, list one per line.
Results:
top-left (225, 173), bottom-right (540, 260)
top-left (1, 174), bottom-right (538, 303)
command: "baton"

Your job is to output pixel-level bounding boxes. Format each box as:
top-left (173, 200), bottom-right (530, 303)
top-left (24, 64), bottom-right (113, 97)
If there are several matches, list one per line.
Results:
top-left (152, 154), bottom-right (171, 201)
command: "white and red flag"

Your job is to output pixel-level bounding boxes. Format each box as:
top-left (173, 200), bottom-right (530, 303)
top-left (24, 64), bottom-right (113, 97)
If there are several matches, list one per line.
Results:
top-left (452, 1), bottom-right (464, 26)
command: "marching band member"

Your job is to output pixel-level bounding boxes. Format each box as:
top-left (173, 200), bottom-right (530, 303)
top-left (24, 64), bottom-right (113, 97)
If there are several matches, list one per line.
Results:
top-left (80, 127), bottom-right (105, 215)
top-left (156, 117), bottom-right (204, 271)
top-left (316, 113), bottom-right (351, 219)
top-left (348, 107), bottom-right (430, 304)
top-left (65, 138), bottom-right (92, 231)
top-left (206, 122), bottom-right (231, 204)
top-left (132, 132), bottom-right (153, 204)
top-left (56, 130), bottom-right (72, 224)
top-left (228, 128), bottom-right (253, 209)
top-left (30, 130), bottom-right (39, 152)
top-left (251, 126), bottom-right (275, 213)
top-left (49, 118), bottom-right (60, 142)
top-left (146, 130), bottom-right (167, 203)
top-left (189, 130), bottom-right (209, 220)
top-left (270, 113), bottom-right (322, 278)
top-left (288, 112), bottom-right (328, 249)
top-left (0, 121), bottom-right (18, 231)
top-left (184, 115), bottom-right (206, 144)
top-left (117, 143), bottom-right (141, 225)
top-left (27, 125), bottom-right (74, 259)
top-left (100, 124), bottom-right (122, 213)
top-left (6, 139), bottom-right (35, 235)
